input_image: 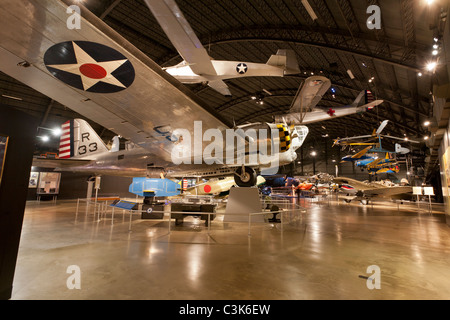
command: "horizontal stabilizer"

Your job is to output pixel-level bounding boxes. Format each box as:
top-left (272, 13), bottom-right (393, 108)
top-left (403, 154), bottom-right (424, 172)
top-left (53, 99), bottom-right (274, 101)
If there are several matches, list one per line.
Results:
top-left (266, 49), bottom-right (300, 75)
top-left (32, 158), bottom-right (92, 168)
top-left (208, 80), bottom-right (232, 96)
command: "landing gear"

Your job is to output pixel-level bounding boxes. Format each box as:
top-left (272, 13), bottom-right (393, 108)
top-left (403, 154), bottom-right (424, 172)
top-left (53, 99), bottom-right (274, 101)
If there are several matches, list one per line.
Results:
top-left (234, 166), bottom-right (257, 187)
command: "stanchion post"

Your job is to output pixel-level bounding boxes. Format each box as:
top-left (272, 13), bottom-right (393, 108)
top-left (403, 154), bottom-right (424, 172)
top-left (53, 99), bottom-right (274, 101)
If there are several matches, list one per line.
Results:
top-left (128, 210), bottom-right (133, 232)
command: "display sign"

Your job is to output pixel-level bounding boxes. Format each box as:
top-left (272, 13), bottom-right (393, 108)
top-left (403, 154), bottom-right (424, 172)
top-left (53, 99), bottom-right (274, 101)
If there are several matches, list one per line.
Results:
top-left (29, 172), bottom-right (39, 188)
top-left (37, 172), bottom-right (61, 195)
top-left (423, 187), bottom-right (435, 196)
top-left (0, 135), bottom-right (8, 186)
top-left (412, 187), bottom-right (422, 195)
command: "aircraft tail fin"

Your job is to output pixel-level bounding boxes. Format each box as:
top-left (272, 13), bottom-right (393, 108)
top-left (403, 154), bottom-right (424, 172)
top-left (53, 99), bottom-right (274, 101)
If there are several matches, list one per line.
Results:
top-left (395, 143), bottom-right (410, 155)
top-left (59, 119), bottom-right (108, 160)
top-left (352, 90), bottom-right (384, 110)
top-left (266, 49), bottom-right (300, 74)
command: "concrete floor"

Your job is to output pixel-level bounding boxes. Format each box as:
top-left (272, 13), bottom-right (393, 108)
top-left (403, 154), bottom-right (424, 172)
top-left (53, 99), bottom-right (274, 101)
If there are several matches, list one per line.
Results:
top-left (10, 198), bottom-right (450, 300)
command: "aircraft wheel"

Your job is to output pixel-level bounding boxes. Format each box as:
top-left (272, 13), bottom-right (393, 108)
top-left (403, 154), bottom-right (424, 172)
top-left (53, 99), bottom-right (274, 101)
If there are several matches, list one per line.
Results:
top-left (234, 167), bottom-right (257, 187)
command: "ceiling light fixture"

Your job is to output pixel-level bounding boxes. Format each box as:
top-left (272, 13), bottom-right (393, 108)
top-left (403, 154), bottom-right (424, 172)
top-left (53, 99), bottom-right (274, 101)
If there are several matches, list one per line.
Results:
top-left (2, 94), bottom-right (23, 101)
top-left (426, 61), bottom-right (437, 71)
top-left (347, 69), bottom-right (355, 80)
top-left (301, 0), bottom-right (318, 21)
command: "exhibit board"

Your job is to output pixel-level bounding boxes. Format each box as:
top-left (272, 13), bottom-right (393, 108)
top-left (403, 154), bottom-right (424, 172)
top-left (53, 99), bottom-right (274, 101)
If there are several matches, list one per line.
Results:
top-left (440, 146), bottom-right (450, 225)
top-left (37, 172), bottom-right (61, 195)
top-left (424, 187), bottom-right (435, 196)
top-left (412, 186), bottom-right (422, 195)
top-left (29, 172), bottom-right (39, 188)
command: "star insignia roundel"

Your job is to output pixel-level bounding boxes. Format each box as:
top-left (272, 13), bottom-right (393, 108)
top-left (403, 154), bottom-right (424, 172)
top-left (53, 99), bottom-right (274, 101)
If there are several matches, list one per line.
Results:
top-left (236, 63), bottom-right (248, 74)
top-left (44, 41), bottom-right (135, 93)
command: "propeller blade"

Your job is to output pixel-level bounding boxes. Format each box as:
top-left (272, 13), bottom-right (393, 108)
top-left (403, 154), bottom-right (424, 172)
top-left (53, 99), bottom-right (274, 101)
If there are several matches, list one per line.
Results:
top-left (376, 120), bottom-right (389, 135)
top-left (380, 135), bottom-right (420, 143)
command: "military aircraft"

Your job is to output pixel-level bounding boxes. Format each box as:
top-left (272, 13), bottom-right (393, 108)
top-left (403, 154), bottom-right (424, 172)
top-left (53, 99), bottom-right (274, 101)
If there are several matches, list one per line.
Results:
top-left (274, 76), bottom-right (383, 124)
top-left (356, 153), bottom-right (399, 175)
top-left (334, 120), bottom-right (420, 155)
top-left (128, 175), bottom-right (266, 198)
top-left (145, 0), bottom-right (300, 96)
top-left (333, 177), bottom-right (413, 204)
top-left (2, 1), bottom-right (310, 188)
top-left (340, 146), bottom-right (375, 163)
top-left (184, 176), bottom-right (266, 196)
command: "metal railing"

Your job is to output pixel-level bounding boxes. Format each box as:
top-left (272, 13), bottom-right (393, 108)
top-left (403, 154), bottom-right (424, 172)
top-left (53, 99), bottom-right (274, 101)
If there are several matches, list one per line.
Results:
top-left (74, 196), bottom-right (307, 237)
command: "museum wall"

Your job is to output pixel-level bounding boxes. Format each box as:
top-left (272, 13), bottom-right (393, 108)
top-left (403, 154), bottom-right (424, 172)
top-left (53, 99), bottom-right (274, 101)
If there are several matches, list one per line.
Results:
top-left (27, 170), bottom-right (135, 201)
top-left (436, 8), bottom-right (450, 227)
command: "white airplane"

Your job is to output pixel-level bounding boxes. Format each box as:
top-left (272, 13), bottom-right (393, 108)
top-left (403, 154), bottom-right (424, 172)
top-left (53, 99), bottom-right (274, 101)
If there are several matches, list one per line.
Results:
top-left (145, 0), bottom-right (300, 96)
top-left (0, 0), bottom-right (308, 188)
top-left (275, 76), bottom-right (384, 124)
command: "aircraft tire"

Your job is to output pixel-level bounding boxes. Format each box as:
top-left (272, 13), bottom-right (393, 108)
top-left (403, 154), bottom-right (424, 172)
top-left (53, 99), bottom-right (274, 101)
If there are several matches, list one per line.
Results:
top-left (234, 167), bottom-right (257, 187)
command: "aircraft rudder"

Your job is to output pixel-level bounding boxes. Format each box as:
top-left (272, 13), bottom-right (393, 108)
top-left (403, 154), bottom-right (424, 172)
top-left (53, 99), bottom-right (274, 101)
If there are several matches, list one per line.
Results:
top-left (59, 118), bottom-right (109, 159)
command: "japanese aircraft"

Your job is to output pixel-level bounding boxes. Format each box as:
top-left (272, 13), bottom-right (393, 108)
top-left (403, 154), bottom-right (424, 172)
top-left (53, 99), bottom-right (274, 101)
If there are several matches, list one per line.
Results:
top-left (333, 177), bottom-right (413, 204)
top-left (2, 0), bottom-right (309, 188)
top-left (145, 0), bottom-right (300, 96)
top-left (274, 76), bottom-right (383, 124)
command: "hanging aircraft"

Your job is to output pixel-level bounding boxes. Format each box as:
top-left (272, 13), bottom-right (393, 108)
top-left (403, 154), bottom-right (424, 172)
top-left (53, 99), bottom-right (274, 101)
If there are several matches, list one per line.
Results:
top-left (340, 146), bottom-right (375, 163)
top-left (333, 120), bottom-right (420, 155)
top-left (145, 0), bottom-right (300, 97)
top-left (2, 1), bottom-right (311, 188)
top-left (274, 76), bottom-right (383, 125)
top-left (356, 153), bottom-right (399, 175)
top-left (333, 177), bottom-right (413, 204)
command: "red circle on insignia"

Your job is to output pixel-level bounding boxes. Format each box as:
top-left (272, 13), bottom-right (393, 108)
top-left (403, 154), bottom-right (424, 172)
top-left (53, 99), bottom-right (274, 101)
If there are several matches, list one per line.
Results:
top-left (204, 185), bottom-right (212, 193)
top-left (79, 63), bottom-right (107, 79)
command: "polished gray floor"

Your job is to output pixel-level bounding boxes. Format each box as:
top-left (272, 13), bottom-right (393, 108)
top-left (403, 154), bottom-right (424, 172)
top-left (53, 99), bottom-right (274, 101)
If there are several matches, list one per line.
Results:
top-left (10, 198), bottom-right (450, 300)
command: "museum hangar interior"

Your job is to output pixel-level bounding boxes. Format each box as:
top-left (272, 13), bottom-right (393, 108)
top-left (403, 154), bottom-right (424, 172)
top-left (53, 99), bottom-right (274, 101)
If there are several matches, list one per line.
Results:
top-left (0, 0), bottom-right (450, 301)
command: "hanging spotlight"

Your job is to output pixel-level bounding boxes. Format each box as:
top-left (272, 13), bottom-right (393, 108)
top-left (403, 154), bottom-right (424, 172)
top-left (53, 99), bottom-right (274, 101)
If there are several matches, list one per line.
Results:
top-left (52, 128), bottom-right (62, 136)
top-left (426, 61), bottom-right (437, 71)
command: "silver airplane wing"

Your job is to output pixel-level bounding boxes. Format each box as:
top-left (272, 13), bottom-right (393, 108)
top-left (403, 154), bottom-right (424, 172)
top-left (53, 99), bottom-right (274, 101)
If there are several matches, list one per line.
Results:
top-left (290, 76), bottom-right (331, 115)
top-left (274, 76), bottom-right (330, 123)
top-left (144, 0), bottom-right (217, 76)
top-left (0, 0), bottom-right (230, 163)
